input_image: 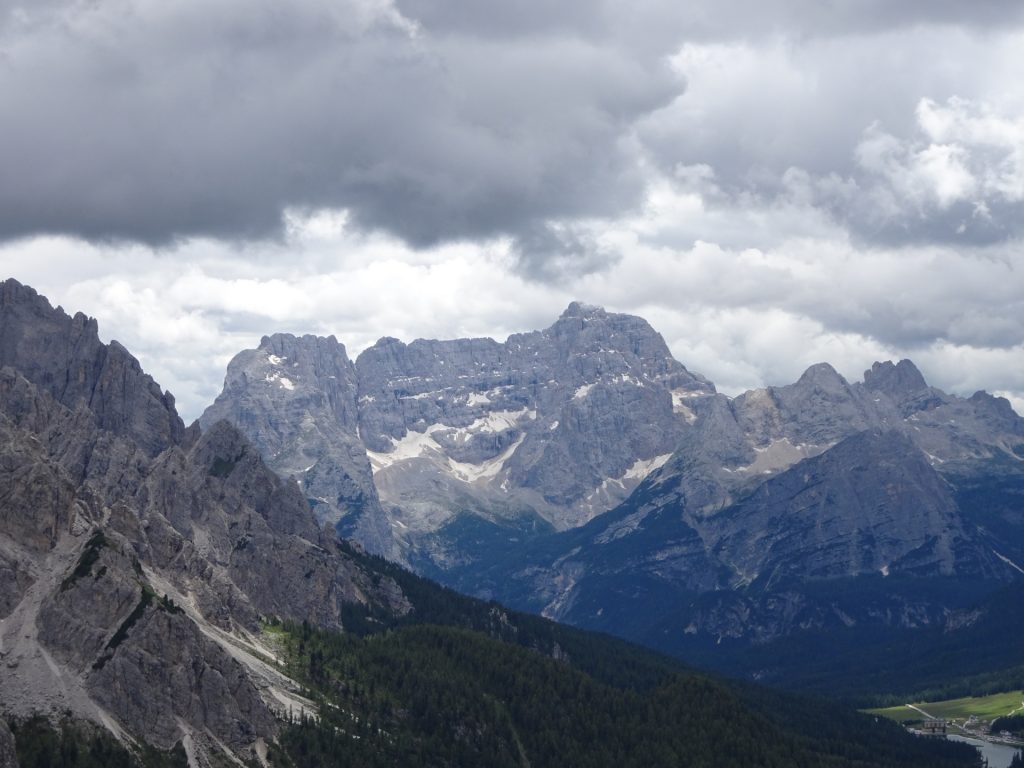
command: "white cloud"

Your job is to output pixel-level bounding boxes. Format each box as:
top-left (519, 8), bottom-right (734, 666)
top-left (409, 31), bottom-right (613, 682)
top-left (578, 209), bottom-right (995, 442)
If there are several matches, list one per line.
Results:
top-left (854, 97), bottom-right (1024, 220)
top-left (918, 97), bottom-right (1024, 202)
top-left (637, 28), bottom-right (1024, 246)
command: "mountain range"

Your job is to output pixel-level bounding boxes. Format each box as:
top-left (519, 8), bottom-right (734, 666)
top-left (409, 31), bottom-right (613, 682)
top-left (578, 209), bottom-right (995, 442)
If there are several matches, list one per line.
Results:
top-left (3, 278), bottom-right (990, 766)
top-left (204, 297), bottom-right (1024, 691)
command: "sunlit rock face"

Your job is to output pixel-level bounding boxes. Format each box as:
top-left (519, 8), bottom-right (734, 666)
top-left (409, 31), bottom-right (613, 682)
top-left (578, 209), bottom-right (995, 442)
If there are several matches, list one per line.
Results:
top-left (205, 302), bottom-right (712, 566)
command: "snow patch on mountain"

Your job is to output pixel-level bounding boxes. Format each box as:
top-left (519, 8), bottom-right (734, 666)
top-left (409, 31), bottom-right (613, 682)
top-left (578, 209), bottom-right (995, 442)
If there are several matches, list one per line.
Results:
top-left (367, 412), bottom-right (532, 481)
top-left (448, 434), bottom-right (526, 483)
top-left (728, 438), bottom-right (830, 476)
top-left (366, 425), bottom-right (447, 473)
top-left (671, 390), bottom-right (699, 422)
top-left (468, 408), bottom-right (535, 432)
top-left (573, 383), bottom-right (595, 401)
top-left (624, 453), bottom-right (673, 480)
top-left (264, 371), bottom-right (296, 391)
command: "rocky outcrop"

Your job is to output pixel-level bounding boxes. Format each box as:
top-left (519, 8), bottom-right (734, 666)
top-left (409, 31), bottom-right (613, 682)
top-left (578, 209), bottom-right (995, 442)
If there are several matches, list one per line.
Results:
top-left (0, 279), bottom-right (185, 456)
top-left (200, 333), bottom-right (383, 542)
top-left (89, 607), bottom-right (277, 753)
top-left (357, 302), bottom-right (709, 528)
top-left (608, 358), bottom-right (1024, 533)
top-left (0, 279), bottom-right (411, 765)
top-left (31, 530), bottom-right (278, 753)
top-left (0, 401), bottom-right (77, 555)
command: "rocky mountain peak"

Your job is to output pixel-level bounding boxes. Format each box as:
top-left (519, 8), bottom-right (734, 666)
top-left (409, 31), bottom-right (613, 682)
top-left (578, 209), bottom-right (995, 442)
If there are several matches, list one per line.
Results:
top-left (191, 417), bottom-right (259, 475)
top-left (559, 301), bottom-right (606, 319)
top-left (208, 331), bottom-right (359, 424)
top-left (861, 358), bottom-right (950, 417)
top-left (362, 336), bottom-right (405, 356)
top-left (201, 328), bottom-right (378, 544)
top-left (249, 332), bottom-right (353, 383)
top-left (548, 301), bottom-right (657, 349)
top-left (537, 303), bottom-right (709, 392)
top-left (0, 278), bottom-right (185, 456)
top-left (260, 330), bottom-right (346, 360)
top-left (188, 417), bottom-right (323, 540)
top-left (1, 277), bottom-right (94, 333)
top-left (795, 362), bottom-right (848, 390)
top-left (727, 361), bottom-right (874, 451)
top-left (207, 304), bottom-right (715, 565)
top-left (863, 359), bottom-right (928, 397)
top-left (968, 389), bottom-right (1024, 430)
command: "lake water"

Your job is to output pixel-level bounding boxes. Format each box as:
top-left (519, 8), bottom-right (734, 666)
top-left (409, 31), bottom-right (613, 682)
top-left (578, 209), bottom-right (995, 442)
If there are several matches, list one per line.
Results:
top-left (948, 734), bottom-right (1021, 768)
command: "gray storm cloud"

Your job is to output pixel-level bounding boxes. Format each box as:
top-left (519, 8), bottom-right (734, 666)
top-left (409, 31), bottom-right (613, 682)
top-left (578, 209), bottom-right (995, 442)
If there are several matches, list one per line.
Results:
top-left (396, 0), bottom-right (1024, 42)
top-left (4, 0), bottom-right (1024, 261)
top-left (0, 0), bottom-right (677, 254)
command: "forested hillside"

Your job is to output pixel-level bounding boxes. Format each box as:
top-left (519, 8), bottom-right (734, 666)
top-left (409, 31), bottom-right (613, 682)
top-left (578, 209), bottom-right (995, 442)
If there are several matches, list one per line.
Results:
top-left (260, 545), bottom-right (980, 768)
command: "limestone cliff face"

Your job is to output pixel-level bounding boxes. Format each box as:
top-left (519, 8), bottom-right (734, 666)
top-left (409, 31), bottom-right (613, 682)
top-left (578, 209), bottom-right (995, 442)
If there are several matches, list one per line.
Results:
top-left (200, 332), bottom-right (391, 555)
top-left (644, 358), bottom-right (1024, 531)
top-left (0, 279), bottom-right (185, 456)
top-left (355, 302), bottom-right (709, 541)
top-left (0, 279), bottom-right (410, 766)
top-left (205, 302), bottom-right (713, 565)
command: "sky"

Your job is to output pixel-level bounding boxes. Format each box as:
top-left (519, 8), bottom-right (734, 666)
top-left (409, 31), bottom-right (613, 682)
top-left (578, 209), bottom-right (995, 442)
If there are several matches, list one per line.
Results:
top-left (2, 0), bottom-right (1023, 421)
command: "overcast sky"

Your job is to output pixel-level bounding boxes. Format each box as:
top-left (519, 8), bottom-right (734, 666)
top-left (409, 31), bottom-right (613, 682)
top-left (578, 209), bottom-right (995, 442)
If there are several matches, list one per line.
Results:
top-left (2, 0), bottom-right (1023, 420)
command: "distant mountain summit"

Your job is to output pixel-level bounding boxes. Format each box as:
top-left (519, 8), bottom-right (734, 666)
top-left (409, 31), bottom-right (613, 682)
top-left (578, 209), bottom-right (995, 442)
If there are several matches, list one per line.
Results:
top-left (205, 300), bottom-right (1024, 692)
top-left (0, 279), bottom-right (186, 454)
top-left (203, 302), bottom-right (711, 566)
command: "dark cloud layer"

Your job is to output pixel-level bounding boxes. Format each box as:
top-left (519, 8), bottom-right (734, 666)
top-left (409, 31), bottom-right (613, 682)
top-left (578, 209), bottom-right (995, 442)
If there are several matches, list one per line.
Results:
top-left (2, 0), bottom-right (1023, 263)
top-left (0, 0), bottom-right (675, 254)
top-left (675, 0), bottom-right (1024, 38)
top-left (397, 0), bottom-right (1024, 42)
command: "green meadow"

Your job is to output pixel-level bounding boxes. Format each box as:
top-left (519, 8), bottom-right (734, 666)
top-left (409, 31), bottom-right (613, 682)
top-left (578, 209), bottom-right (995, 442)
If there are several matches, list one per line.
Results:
top-left (867, 690), bottom-right (1024, 723)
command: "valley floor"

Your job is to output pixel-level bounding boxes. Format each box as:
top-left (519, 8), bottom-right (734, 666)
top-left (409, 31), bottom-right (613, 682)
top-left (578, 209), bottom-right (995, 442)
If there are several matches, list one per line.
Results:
top-left (867, 690), bottom-right (1024, 758)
